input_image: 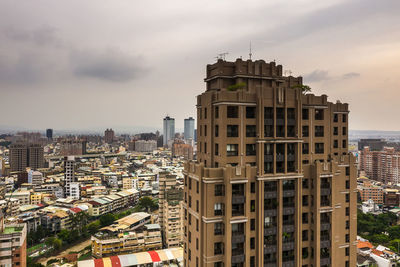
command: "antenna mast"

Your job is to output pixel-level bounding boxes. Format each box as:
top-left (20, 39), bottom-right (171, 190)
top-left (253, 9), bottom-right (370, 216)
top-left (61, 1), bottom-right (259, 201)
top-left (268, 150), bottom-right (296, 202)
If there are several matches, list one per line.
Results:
top-left (249, 41), bottom-right (252, 60)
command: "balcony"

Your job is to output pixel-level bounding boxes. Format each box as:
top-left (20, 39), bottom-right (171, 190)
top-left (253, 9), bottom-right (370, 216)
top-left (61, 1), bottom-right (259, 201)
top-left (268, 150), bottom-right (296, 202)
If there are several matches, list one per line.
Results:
top-left (264, 191), bottom-right (277, 199)
top-left (287, 119), bottom-right (296, 126)
top-left (232, 195), bottom-right (245, 204)
top-left (320, 240), bottom-right (330, 248)
top-left (283, 190), bottom-right (295, 197)
top-left (264, 155), bottom-right (273, 162)
top-left (283, 207), bottom-right (295, 215)
top-left (287, 154), bottom-right (295, 161)
top-left (320, 257), bottom-right (331, 266)
top-left (320, 188), bottom-right (330, 196)
top-left (232, 234), bottom-right (245, 244)
top-left (264, 245), bottom-right (277, 254)
top-left (283, 225), bottom-right (295, 233)
top-left (264, 227), bottom-right (277, 236)
top-left (282, 242), bottom-right (295, 251)
top-left (276, 154), bottom-right (285, 161)
top-left (265, 209), bottom-right (277, 216)
top-left (231, 253), bottom-right (245, 264)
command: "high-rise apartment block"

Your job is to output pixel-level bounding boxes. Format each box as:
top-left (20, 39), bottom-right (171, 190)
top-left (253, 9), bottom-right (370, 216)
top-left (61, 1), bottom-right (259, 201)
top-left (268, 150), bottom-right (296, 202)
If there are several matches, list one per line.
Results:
top-left (104, 128), bottom-right (115, 144)
top-left (9, 143), bottom-right (44, 172)
top-left (183, 59), bottom-right (357, 267)
top-left (163, 116), bottom-right (175, 147)
top-left (184, 117), bottom-right (195, 140)
top-left (159, 173), bottom-right (184, 248)
top-left (360, 147), bottom-right (400, 184)
top-left (64, 156), bottom-right (76, 197)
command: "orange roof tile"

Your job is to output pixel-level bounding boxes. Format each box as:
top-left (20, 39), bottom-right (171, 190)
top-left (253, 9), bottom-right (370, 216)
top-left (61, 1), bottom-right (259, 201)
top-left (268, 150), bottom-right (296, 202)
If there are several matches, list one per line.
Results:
top-left (357, 240), bottom-right (373, 249)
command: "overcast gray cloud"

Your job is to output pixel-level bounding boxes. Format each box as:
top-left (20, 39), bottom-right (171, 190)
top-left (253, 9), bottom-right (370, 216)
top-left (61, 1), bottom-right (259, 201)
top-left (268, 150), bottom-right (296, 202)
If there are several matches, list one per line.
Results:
top-left (70, 49), bottom-right (147, 82)
top-left (0, 0), bottom-right (399, 132)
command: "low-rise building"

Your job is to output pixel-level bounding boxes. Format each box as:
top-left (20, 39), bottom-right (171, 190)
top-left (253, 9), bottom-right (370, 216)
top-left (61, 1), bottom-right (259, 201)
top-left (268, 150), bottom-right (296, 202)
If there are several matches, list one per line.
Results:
top-left (5, 191), bottom-right (31, 205)
top-left (358, 178), bottom-right (384, 204)
top-left (91, 224), bottom-right (162, 258)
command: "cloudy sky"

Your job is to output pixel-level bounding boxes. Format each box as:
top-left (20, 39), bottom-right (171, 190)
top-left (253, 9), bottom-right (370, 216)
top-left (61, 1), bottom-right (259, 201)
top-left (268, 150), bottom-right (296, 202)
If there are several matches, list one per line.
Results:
top-left (0, 0), bottom-right (399, 133)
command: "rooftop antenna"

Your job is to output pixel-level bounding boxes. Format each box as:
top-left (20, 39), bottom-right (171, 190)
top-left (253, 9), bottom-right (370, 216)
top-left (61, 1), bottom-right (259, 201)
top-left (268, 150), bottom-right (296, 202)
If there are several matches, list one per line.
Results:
top-left (249, 41), bottom-right (252, 60)
top-left (284, 70), bottom-right (292, 76)
top-left (217, 52), bottom-right (229, 61)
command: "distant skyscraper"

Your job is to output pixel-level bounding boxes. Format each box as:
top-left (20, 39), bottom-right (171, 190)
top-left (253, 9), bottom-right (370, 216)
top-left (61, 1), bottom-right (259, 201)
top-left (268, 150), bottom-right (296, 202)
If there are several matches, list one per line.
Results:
top-left (163, 116), bottom-right (175, 147)
top-left (64, 156), bottom-right (76, 197)
top-left (28, 144), bottom-right (44, 170)
top-left (104, 128), bottom-right (115, 144)
top-left (46, 129), bottom-right (53, 140)
top-left (184, 117), bottom-right (195, 140)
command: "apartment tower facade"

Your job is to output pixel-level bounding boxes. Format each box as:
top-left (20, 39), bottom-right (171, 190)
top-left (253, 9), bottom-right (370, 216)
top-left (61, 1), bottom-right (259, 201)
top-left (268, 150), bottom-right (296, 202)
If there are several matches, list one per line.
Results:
top-left (183, 59), bottom-right (357, 267)
top-left (163, 116), bottom-right (176, 147)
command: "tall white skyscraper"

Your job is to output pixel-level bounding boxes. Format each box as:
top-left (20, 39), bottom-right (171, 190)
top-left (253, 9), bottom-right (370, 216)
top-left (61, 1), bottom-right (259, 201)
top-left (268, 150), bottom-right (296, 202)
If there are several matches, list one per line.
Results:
top-left (64, 156), bottom-right (76, 197)
top-left (163, 116), bottom-right (175, 147)
top-left (184, 117), bottom-right (195, 140)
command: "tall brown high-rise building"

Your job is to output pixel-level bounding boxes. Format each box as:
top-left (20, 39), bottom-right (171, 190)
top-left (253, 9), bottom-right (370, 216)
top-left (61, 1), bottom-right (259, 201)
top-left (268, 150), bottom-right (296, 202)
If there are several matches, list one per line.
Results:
top-left (183, 59), bottom-right (357, 267)
top-left (9, 142), bottom-right (44, 172)
top-left (104, 128), bottom-right (115, 144)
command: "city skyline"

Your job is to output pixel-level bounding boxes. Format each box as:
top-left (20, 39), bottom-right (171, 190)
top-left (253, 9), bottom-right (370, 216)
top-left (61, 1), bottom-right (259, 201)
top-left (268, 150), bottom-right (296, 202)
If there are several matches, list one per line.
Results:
top-left (1, 0), bottom-right (400, 131)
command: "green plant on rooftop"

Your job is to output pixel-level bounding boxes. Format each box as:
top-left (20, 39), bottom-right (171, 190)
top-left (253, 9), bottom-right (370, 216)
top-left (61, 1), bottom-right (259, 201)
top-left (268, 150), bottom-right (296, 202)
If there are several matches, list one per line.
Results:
top-left (292, 84), bottom-right (311, 94)
top-left (227, 82), bottom-right (247, 91)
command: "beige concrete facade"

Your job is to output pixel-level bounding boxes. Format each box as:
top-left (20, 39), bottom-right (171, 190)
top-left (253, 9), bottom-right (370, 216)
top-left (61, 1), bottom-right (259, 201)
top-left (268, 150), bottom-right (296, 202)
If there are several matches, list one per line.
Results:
top-left (183, 59), bottom-right (357, 267)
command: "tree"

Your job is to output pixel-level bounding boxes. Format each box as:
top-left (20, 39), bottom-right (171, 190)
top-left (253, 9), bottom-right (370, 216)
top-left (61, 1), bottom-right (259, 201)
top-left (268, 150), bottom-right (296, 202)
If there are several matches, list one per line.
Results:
top-left (53, 238), bottom-right (62, 250)
top-left (292, 84), bottom-right (311, 94)
top-left (135, 197), bottom-right (158, 212)
top-left (99, 213), bottom-right (116, 227)
top-left (88, 221), bottom-right (101, 234)
top-left (57, 230), bottom-right (70, 242)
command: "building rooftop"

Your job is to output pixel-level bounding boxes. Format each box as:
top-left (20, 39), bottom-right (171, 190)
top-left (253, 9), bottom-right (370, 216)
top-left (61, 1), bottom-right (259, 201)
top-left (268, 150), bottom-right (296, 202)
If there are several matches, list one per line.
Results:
top-left (2, 225), bottom-right (24, 234)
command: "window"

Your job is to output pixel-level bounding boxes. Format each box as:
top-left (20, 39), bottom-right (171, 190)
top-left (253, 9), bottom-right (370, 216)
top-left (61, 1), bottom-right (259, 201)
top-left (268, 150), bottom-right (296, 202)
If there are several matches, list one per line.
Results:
top-left (346, 166), bottom-right (350, 176)
top-left (214, 203), bottom-right (224, 216)
top-left (246, 106), bottom-right (256, 118)
top-left (214, 242), bottom-right (223, 255)
top-left (342, 127), bottom-right (347, 135)
top-left (302, 109), bottom-right (309, 120)
top-left (334, 113), bottom-right (338, 122)
top-left (251, 182), bottom-right (255, 193)
top-left (302, 143), bottom-right (309, 154)
top-left (196, 181), bottom-right (199, 193)
top-left (346, 193), bottom-right (350, 203)
top-left (302, 126), bottom-right (309, 137)
top-left (343, 114), bottom-right (347, 122)
top-left (315, 143), bottom-right (324, 154)
top-left (345, 247), bottom-right (349, 256)
top-left (346, 180), bottom-right (350, 189)
top-left (204, 108), bottom-right (207, 119)
top-left (215, 125), bottom-right (219, 137)
top-left (204, 142), bottom-right (207, 153)
top-left (204, 125), bottom-right (207, 136)
top-left (251, 200), bottom-right (255, 212)
top-left (334, 140), bottom-right (338, 148)
top-left (302, 212), bottom-right (308, 223)
top-left (343, 140), bottom-right (347, 149)
top-left (189, 178), bottom-right (192, 189)
top-left (246, 144), bottom-right (256, 156)
top-left (214, 263), bottom-right (223, 267)
top-left (302, 195), bottom-right (308, 206)
top-left (334, 127), bottom-right (338, 135)
top-left (302, 247), bottom-right (308, 259)
top-left (189, 196), bottom-right (192, 208)
top-left (227, 144), bottom-right (239, 156)
top-left (250, 218), bottom-right (255, 230)
top-left (246, 125), bottom-right (256, 137)
top-left (215, 106), bottom-right (219, 118)
top-left (227, 106), bottom-right (239, 118)
top-left (227, 125), bottom-right (239, 137)
top-left (315, 109), bottom-right (324, 120)
top-left (250, 237), bottom-right (255, 249)
top-left (346, 207), bottom-right (350, 216)
top-left (215, 184), bottom-right (224, 196)
top-left (302, 230), bottom-right (308, 241)
top-left (215, 143), bottom-right (219, 156)
top-left (196, 200), bottom-right (199, 212)
top-left (196, 219), bottom-right (199, 231)
top-left (346, 220), bottom-right (350, 229)
top-left (214, 222), bottom-right (224, 235)
top-left (315, 125), bottom-right (324, 137)
top-left (302, 178), bottom-right (309, 189)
